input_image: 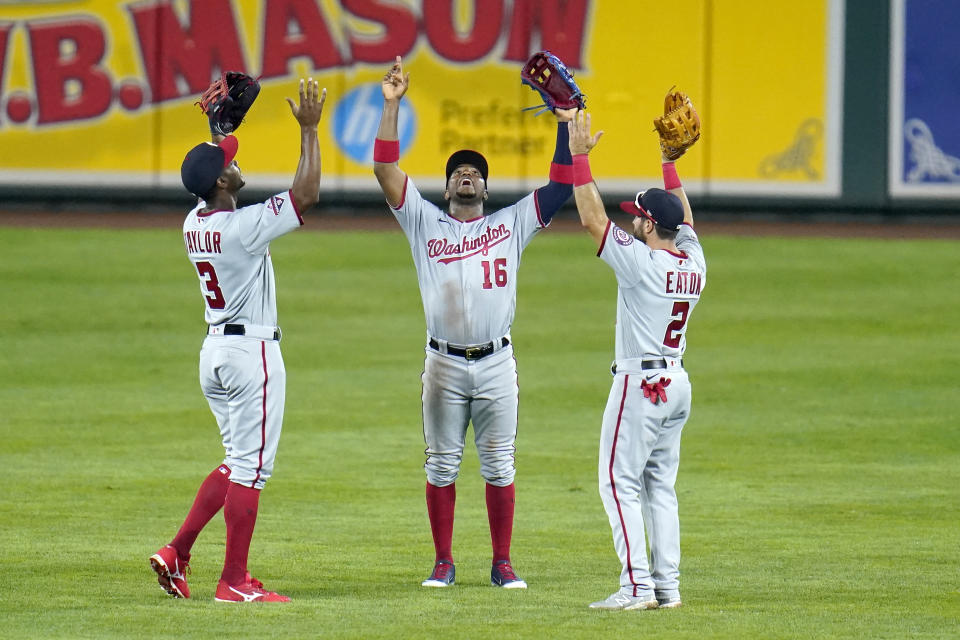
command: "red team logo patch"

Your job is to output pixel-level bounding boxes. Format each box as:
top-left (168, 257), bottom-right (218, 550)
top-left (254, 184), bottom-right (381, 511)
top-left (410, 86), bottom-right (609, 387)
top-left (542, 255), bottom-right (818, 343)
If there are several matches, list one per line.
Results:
top-left (268, 195), bottom-right (285, 215)
top-left (613, 225), bottom-right (633, 246)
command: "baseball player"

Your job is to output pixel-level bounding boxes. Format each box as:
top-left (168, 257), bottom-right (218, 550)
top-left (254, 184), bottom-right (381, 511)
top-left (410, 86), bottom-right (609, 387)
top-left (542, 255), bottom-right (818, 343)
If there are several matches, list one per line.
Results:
top-left (373, 56), bottom-right (576, 589)
top-left (566, 110), bottom-right (706, 610)
top-left (149, 78), bottom-right (326, 603)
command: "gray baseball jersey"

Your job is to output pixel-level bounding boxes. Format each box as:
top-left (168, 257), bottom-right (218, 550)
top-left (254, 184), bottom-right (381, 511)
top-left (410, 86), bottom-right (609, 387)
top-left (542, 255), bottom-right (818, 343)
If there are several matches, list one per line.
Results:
top-left (599, 222), bottom-right (706, 365)
top-left (184, 191), bottom-right (302, 329)
top-left (183, 191), bottom-right (303, 488)
top-left (595, 220), bottom-right (705, 600)
top-left (391, 176), bottom-right (544, 346)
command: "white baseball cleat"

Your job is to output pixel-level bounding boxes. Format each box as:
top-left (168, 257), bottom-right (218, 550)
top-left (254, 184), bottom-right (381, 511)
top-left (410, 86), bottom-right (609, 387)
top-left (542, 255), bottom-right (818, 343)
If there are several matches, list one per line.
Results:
top-left (657, 595), bottom-right (683, 609)
top-left (589, 590), bottom-right (659, 611)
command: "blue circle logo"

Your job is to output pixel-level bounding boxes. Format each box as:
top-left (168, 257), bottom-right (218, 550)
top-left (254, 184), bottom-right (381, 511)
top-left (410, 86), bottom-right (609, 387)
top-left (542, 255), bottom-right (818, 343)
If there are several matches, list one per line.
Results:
top-left (331, 84), bottom-right (416, 164)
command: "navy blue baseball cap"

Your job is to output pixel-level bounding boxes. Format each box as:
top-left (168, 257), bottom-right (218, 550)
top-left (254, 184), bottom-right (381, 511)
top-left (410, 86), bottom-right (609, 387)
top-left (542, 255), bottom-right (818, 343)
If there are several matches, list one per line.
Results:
top-left (445, 149), bottom-right (488, 184)
top-left (619, 188), bottom-right (684, 230)
top-left (181, 135), bottom-right (239, 198)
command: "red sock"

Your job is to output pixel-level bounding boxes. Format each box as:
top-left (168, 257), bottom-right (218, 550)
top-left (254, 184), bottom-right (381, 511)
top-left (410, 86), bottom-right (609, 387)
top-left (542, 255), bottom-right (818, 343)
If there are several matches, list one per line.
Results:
top-left (170, 464), bottom-right (231, 559)
top-left (486, 483), bottom-right (515, 564)
top-left (425, 482), bottom-right (456, 563)
top-left (220, 482), bottom-right (260, 585)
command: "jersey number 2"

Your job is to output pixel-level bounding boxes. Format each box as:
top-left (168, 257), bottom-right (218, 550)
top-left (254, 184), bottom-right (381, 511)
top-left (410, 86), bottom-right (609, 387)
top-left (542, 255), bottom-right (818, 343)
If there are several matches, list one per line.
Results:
top-left (481, 258), bottom-right (508, 289)
top-left (663, 301), bottom-right (690, 348)
top-left (195, 261), bottom-right (226, 309)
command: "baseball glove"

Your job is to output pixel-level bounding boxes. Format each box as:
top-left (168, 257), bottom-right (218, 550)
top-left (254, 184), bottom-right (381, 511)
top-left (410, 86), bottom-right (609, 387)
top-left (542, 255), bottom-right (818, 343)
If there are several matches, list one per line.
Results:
top-left (196, 71), bottom-right (261, 136)
top-left (521, 51), bottom-right (586, 115)
top-left (653, 87), bottom-right (701, 160)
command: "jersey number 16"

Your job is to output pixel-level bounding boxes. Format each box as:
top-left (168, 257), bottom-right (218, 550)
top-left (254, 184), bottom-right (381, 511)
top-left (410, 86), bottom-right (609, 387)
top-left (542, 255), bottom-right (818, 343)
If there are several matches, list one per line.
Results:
top-left (481, 258), bottom-right (508, 289)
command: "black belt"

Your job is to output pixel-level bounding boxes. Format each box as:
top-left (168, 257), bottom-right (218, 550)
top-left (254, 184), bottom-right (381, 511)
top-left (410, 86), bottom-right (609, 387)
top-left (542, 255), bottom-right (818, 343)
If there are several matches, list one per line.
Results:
top-left (641, 359), bottom-right (672, 370)
top-left (611, 359), bottom-right (683, 374)
top-left (428, 337), bottom-right (509, 360)
top-left (223, 324), bottom-right (281, 341)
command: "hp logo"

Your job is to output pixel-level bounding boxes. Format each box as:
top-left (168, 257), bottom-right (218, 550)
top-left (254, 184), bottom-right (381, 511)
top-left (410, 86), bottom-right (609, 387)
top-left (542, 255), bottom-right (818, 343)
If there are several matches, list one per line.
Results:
top-left (331, 84), bottom-right (416, 164)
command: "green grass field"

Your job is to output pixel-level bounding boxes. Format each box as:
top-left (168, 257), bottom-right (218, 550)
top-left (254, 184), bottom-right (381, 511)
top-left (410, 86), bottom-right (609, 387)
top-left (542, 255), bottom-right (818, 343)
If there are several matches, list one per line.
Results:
top-left (1, 221), bottom-right (958, 639)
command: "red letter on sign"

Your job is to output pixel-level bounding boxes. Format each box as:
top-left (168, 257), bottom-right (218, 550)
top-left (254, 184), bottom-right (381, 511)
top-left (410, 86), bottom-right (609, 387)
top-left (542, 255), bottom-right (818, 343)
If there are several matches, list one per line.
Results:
top-left (129, 0), bottom-right (246, 104)
top-left (0, 23), bottom-right (12, 103)
top-left (505, 0), bottom-right (590, 67)
top-left (343, 0), bottom-right (417, 63)
top-left (261, 0), bottom-right (343, 79)
top-left (28, 18), bottom-right (113, 124)
top-left (424, 0), bottom-right (502, 62)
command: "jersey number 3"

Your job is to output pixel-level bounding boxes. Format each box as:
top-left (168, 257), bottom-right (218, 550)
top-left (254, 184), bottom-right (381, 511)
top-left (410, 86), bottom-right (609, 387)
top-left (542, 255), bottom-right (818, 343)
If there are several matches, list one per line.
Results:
top-left (663, 301), bottom-right (690, 348)
top-left (195, 261), bottom-right (226, 309)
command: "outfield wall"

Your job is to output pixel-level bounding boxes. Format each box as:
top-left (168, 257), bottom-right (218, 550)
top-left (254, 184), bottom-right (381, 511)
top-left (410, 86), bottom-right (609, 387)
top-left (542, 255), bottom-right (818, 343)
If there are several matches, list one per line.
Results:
top-left (0, 0), bottom-right (956, 212)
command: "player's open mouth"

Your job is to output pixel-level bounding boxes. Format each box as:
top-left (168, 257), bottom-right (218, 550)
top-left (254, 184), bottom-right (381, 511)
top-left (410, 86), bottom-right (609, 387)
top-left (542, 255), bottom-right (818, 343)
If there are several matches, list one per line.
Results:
top-left (459, 179), bottom-right (472, 187)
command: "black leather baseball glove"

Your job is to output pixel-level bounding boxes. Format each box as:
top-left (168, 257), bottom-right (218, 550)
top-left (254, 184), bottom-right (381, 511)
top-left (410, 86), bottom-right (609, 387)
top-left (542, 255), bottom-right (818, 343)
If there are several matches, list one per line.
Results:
top-left (196, 71), bottom-right (261, 136)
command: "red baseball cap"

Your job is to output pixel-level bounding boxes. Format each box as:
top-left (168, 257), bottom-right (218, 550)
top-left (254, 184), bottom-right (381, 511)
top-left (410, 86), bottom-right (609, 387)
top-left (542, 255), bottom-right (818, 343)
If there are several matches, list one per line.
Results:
top-left (618, 188), bottom-right (684, 230)
top-left (180, 135), bottom-right (239, 198)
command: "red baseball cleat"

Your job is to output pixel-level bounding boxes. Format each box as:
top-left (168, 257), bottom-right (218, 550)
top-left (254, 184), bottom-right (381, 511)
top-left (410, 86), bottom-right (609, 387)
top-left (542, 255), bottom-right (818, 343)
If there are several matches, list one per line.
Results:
top-left (214, 577), bottom-right (290, 603)
top-left (149, 545), bottom-right (191, 598)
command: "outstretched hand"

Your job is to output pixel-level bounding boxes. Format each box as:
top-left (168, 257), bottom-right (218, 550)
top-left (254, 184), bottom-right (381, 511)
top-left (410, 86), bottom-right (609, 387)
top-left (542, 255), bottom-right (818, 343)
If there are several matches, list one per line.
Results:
top-left (286, 78), bottom-right (326, 129)
top-left (568, 109), bottom-right (603, 155)
top-left (382, 55), bottom-right (410, 101)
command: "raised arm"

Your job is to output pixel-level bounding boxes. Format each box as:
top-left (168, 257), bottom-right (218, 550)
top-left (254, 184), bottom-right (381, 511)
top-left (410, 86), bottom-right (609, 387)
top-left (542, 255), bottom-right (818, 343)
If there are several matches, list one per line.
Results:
top-left (661, 154), bottom-right (694, 226)
top-left (532, 108), bottom-right (577, 224)
top-left (567, 110), bottom-right (606, 247)
top-left (285, 78), bottom-right (327, 213)
top-left (373, 56), bottom-right (410, 208)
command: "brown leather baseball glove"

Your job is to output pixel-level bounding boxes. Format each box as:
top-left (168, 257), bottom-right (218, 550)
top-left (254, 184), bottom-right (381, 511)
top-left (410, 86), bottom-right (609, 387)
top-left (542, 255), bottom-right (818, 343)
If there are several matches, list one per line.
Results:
top-left (653, 87), bottom-right (701, 160)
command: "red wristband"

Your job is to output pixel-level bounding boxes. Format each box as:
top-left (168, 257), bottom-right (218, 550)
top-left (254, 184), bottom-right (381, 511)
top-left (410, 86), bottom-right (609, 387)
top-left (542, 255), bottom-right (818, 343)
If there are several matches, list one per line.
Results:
top-left (373, 138), bottom-right (400, 163)
top-left (549, 162), bottom-right (574, 184)
top-left (662, 161), bottom-right (681, 189)
top-left (572, 154), bottom-right (593, 186)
